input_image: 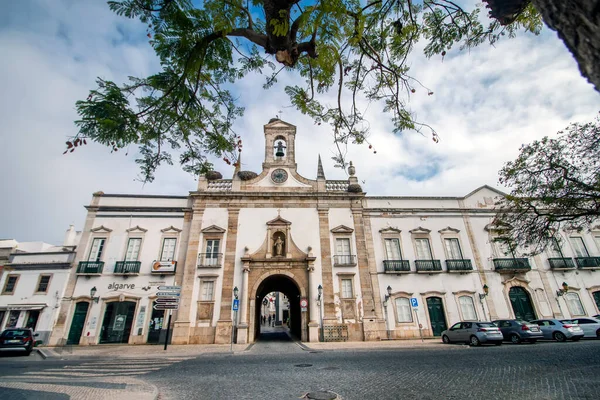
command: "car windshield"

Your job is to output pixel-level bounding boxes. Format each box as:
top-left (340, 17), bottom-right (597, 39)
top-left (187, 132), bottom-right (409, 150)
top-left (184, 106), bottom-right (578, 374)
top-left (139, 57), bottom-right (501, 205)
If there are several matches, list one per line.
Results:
top-left (560, 320), bottom-right (575, 324)
top-left (476, 322), bottom-right (496, 328)
top-left (1, 330), bottom-right (29, 337)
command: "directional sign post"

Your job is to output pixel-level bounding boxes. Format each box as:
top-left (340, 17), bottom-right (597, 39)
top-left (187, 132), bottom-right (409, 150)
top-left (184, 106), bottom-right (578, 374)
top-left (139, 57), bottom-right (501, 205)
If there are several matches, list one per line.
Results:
top-left (153, 304), bottom-right (179, 310)
top-left (410, 298), bottom-right (419, 308)
top-left (157, 292), bottom-right (180, 297)
top-left (155, 298), bottom-right (180, 304)
top-left (232, 299), bottom-right (239, 311)
top-left (410, 298), bottom-right (424, 343)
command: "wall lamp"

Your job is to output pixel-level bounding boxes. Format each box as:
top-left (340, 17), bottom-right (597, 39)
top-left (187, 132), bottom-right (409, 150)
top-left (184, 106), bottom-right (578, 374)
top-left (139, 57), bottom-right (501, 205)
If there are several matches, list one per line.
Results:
top-left (233, 286), bottom-right (239, 299)
top-left (90, 286), bottom-right (100, 303)
top-left (317, 284), bottom-right (323, 302)
top-left (556, 282), bottom-right (569, 297)
top-left (384, 286), bottom-right (393, 303)
top-left (478, 284), bottom-right (489, 300)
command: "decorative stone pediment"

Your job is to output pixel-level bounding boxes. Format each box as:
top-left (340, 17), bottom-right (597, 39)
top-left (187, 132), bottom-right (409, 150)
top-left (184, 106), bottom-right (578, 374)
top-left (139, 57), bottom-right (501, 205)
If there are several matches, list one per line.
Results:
top-left (126, 225), bottom-right (147, 233)
top-left (331, 225), bottom-right (354, 234)
top-left (91, 225), bottom-right (112, 233)
top-left (438, 226), bottom-right (460, 234)
top-left (201, 225), bottom-right (226, 234)
top-left (409, 227), bottom-right (431, 234)
top-left (501, 276), bottom-right (530, 286)
top-left (161, 225), bottom-right (182, 233)
top-left (379, 227), bottom-right (401, 234)
top-left (266, 216), bottom-right (292, 226)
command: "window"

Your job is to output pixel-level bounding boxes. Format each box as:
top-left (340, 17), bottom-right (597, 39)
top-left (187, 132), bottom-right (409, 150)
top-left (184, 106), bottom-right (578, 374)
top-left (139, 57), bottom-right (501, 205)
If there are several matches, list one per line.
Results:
top-left (341, 279), bottom-right (353, 298)
top-left (2, 275), bottom-right (19, 294)
top-left (88, 238), bottom-right (106, 261)
top-left (414, 238), bottom-right (433, 259)
top-left (205, 239), bottom-right (220, 266)
top-left (36, 275), bottom-right (51, 293)
top-left (462, 322), bottom-right (472, 329)
top-left (547, 238), bottom-right (563, 258)
top-left (493, 238), bottom-right (515, 257)
top-left (200, 280), bottom-right (215, 301)
top-left (569, 237), bottom-right (589, 258)
top-left (124, 238), bottom-right (142, 261)
top-left (450, 322), bottom-right (461, 330)
top-left (335, 238), bottom-right (352, 264)
top-left (160, 238), bottom-right (177, 261)
top-left (6, 310), bottom-right (19, 328)
top-left (384, 238), bottom-right (402, 260)
top-left (595, 236), bottom-right (600, 252)
top-left (565, 292), bottom-right (585, 316)
top-left (459, 296), bottom-right (477, 321)
top-left (394, 298), bottom-right (413, 323)
top-left (444, 238), bottom-right (463, 259)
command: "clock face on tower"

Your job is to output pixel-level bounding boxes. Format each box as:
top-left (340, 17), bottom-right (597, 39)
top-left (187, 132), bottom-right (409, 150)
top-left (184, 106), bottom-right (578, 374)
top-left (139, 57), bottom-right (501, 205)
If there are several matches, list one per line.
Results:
top-left (271, 168), bottom-right (288, 184)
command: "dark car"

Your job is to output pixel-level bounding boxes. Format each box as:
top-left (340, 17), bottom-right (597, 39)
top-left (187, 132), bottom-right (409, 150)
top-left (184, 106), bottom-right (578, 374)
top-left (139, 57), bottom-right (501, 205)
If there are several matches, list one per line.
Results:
top-left (492, 319), bottom-right (544, 344)
top-left (0, 328), bottom-right (37, 356)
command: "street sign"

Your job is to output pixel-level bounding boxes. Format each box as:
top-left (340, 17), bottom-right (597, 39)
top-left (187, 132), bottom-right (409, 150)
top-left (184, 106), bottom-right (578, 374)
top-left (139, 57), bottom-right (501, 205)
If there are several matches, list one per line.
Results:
top-left (153, 304), bottom-right (179, 310)
top-left (232, 299), bottom-right (239, 311)
top-left (410, 297), bottom-right (419, 308)
top-left (157, 292), bottom-right (180, 297)
top-left (155, 298), bottom-right (180, 304)
top-left (158, 286), bottom-right (181, 291)
top-left (300, 299), bottom-right (308, 308)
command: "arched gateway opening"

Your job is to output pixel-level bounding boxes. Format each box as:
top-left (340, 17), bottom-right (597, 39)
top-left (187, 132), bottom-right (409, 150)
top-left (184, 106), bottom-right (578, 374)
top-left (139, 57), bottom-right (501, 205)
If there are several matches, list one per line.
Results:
top-left (253, 274), bottom-right (303, 341)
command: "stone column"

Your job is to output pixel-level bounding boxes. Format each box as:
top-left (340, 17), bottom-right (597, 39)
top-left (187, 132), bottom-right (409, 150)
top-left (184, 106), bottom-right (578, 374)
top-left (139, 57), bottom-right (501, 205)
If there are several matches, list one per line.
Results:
top-left (317, 207), bottom-right (336, 320)
top-left (237, 264), bottom-right (250, 344)
top-left (171, 208), bottom-right (204, 344)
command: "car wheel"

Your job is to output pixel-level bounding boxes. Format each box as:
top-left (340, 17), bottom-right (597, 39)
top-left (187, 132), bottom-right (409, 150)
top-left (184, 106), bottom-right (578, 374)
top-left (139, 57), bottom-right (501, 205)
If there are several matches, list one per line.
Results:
top-left (442, 335), bottom-right (451, 344)
top-left (469, 335), bottom-right (481, 346)
top-left (554, 332), bottom-right (567, 342)
top-left (510, 334), bottom-right (522, 344)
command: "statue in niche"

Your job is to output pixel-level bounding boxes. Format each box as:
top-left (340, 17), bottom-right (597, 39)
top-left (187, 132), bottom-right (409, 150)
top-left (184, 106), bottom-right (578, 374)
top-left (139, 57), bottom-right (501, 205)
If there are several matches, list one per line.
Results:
top-left (273, 235), bottom-right (285, 256)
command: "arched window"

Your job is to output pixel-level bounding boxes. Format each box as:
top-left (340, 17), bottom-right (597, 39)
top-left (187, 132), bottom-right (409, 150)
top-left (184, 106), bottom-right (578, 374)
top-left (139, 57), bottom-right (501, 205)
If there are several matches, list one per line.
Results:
top-left (459, 295), bottom-right (477, 321)
top-left (565, 292), bottom-right (585, 316)
top-left (394, 298), bottom-right (412, 323)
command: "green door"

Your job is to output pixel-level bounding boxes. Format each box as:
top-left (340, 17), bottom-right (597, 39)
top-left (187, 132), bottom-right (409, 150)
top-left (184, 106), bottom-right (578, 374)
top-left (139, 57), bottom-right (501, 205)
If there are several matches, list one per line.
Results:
top-left (593, 291), bottom-right (600, 313)
top-left (509, 287), bottom-right (536, 321)
top-left (426, 297), bottom-right (448, 336)
top-left (67, 302), bottom-right (89, 345)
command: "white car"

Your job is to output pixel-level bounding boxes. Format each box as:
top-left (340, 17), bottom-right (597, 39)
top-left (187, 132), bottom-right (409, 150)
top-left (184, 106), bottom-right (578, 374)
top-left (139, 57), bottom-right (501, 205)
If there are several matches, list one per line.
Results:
top-left (562, 317), bottom-right (600, 338)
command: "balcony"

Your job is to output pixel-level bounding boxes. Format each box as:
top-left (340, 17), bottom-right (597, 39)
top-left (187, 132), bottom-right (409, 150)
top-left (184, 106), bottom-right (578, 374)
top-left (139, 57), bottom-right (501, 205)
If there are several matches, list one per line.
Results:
top-left (446, 259), bottom-right (473, 273)
top-left (493, 258), bottom-right (531, 273)
top-left (383, 260), bottom-right (411, 274)
top-left (333, 255), bottom-right (357, 267)
top-left (198, 253), bottom-right (223, 268)
top-left (548, 258), bottom-right (576, 270)
top-left (114, 261), bottom-right (141, 275)
top-left (77, 261), bottom-right (104, 275)
top-left (415, 260), bottom-right (442, 274)
top-left (575, 257), bottom-right (600, 270)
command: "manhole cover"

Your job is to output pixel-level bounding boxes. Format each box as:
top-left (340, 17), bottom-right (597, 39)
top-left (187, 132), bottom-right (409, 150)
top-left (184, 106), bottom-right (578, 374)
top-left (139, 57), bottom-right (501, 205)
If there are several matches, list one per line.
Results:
top-left (306, 391), bottom-right (339, 400)
top-left (295, 364), bottom-right (313, 368)
top-left (320, 366), bottom-right (339, 370)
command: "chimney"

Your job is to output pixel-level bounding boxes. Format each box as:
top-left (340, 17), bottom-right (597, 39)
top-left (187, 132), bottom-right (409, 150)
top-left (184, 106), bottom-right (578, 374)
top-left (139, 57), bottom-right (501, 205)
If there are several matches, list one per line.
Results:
top-left (63, 225), bottom-right (77, 247)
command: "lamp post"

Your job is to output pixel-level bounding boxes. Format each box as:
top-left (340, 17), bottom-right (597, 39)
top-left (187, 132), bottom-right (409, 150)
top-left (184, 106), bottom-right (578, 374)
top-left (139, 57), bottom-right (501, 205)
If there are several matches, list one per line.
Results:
top-left (383, 286), bottom-right (392, 340)
top-left (231, 286), bottom-right (239, 350)
top-left (90, 286), bottom-right (99, 303)
top-left (478, 284), bottom-right (489, 320)
top-left (317, 284), bottom-right (323, 342)
top-left (556, 282), bottom-right (569, 297)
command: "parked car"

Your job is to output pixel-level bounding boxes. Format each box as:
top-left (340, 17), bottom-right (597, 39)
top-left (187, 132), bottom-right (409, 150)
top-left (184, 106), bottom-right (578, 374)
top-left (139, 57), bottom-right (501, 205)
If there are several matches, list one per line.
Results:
top-left (530, 319), bottom-right (584, 342)
top-left (0, 328), bottom-right (37, 356)
top-left (562, 317), bottom-right (600, 338)
top-left (492, 319), bottom-right (544, 344)
top-left (592, 314), bottom-right (600, 319)
top-left (441, 321), bottom-right (503, 346)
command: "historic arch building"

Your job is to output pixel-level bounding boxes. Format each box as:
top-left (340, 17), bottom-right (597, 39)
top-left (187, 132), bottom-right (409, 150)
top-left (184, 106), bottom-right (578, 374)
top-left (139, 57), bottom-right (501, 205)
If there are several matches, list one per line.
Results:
top-left (48, 119), bottom-right (600, 346)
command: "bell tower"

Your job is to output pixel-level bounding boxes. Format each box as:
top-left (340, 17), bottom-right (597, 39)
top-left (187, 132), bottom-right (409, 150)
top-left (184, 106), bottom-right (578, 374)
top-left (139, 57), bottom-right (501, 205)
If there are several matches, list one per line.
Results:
top-left (262, 118), bottom-right (297, 171)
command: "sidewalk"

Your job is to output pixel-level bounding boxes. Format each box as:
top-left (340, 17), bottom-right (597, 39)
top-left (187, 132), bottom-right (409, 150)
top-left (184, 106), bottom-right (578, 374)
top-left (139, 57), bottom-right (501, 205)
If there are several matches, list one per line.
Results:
top-left (301, 338), bottom-right (443, 351)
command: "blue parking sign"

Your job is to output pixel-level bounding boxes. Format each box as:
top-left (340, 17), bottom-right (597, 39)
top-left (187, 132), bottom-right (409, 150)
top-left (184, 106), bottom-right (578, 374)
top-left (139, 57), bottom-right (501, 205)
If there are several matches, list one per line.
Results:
top-left (410, 298), bottom-right (418, 308)
top-left (232, 299), bottom-right (239, 311)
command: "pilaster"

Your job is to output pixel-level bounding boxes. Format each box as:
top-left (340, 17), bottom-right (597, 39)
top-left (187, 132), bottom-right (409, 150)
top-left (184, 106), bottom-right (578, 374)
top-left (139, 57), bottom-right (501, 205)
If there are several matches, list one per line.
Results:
top-left (317, 207), bottom-right (336, 320)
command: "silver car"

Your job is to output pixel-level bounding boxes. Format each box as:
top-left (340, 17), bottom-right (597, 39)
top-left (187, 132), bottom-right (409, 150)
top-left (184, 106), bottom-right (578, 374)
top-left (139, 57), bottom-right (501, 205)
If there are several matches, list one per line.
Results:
top-left (441, 321), bottom-right (503, 346)
top-left (492, 319), bottom-right (544, 344)
top-left (530, 319), bottom-right (584, 342)
top-left (562, 317), bottom-right (600, 338)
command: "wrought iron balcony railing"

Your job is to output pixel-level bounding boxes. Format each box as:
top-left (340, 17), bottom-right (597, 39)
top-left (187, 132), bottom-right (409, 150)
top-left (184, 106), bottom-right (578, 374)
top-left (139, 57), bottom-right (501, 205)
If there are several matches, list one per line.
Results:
top-left (575, 257), bottom-right (600, 269)
top-left (446, 259), bottom-right (473, 272)
top-left (548, 258), bottom-right (576, 270)
top-left (197, 253), bottom-right (223, 267)
top-left (383, 260), bottom-right (411, 273)
top-left (333, 255), bottom-right (357, 266)
top-left (493, 258), bottom-right (531, 272)
top-left (77, 261), bottom-right (104, 274)
top-left (415, 260), bottom-right (442, 273)
top-left (114, 261), bottom-right (141, 274)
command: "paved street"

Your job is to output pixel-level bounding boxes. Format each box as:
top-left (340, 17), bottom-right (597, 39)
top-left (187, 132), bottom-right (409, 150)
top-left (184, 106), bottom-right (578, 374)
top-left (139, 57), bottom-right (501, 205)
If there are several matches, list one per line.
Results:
top-left (1, 334), bottom-right (600, 399)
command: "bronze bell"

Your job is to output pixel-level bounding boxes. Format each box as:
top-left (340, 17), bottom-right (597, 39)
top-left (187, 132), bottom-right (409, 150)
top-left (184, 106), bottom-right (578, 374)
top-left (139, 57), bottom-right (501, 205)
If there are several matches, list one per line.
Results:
top-left (275, 141), bottom-right (286, 157)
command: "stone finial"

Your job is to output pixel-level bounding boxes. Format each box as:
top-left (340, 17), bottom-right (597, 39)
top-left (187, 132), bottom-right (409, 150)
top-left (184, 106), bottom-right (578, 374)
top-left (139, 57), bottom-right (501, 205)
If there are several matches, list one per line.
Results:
top-left (317, 154), bottom-right (325, 179)
top-left (348, 161), bottom-right (356, 176)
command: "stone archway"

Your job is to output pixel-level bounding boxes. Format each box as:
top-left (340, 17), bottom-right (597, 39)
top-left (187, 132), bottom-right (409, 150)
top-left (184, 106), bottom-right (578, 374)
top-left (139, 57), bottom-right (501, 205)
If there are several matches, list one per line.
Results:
top-left (249, 270), bottom-right (308, 343)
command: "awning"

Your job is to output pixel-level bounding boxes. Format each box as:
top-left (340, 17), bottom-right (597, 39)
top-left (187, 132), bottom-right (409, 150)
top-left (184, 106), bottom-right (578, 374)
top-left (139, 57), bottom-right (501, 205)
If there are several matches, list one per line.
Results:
top-left (0, 304), bottom-right (47, 311)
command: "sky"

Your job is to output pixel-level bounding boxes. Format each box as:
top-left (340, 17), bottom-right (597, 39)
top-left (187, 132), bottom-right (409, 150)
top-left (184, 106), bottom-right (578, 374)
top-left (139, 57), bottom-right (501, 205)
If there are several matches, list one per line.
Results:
top-left (0, 0), bottom-right (598, 245)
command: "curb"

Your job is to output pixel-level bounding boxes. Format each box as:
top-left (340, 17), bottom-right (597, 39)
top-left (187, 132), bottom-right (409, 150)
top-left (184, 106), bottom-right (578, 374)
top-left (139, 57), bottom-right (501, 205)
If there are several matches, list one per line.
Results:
top-left (35, 348), bottom-right (48, 359)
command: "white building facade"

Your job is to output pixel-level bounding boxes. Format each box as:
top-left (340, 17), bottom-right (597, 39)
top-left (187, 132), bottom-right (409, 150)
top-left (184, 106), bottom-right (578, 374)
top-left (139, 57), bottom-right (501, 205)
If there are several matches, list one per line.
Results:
top-left (49, 119), bottom-right (600, 345)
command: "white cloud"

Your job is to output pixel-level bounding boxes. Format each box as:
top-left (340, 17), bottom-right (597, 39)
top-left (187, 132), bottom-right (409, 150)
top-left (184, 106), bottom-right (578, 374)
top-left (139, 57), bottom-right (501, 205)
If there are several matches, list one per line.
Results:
top-left (0, 0), bottom-right (598, 244)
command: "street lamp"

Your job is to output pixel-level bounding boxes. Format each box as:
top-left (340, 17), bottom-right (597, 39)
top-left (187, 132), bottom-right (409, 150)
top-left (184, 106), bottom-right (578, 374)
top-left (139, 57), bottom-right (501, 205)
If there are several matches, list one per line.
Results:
top-left (556, 282), bottom-right (569, 297)
top-left (233, 286), bottom-right (239, 299)
top-left (90, 286), bottom-right (99, 303)
top-left (317, 284), bottom-right (323, 342)
top-left (383, 286), bottom-right (392, 339)
top-left (478, 284), bottom-right (489, 300)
